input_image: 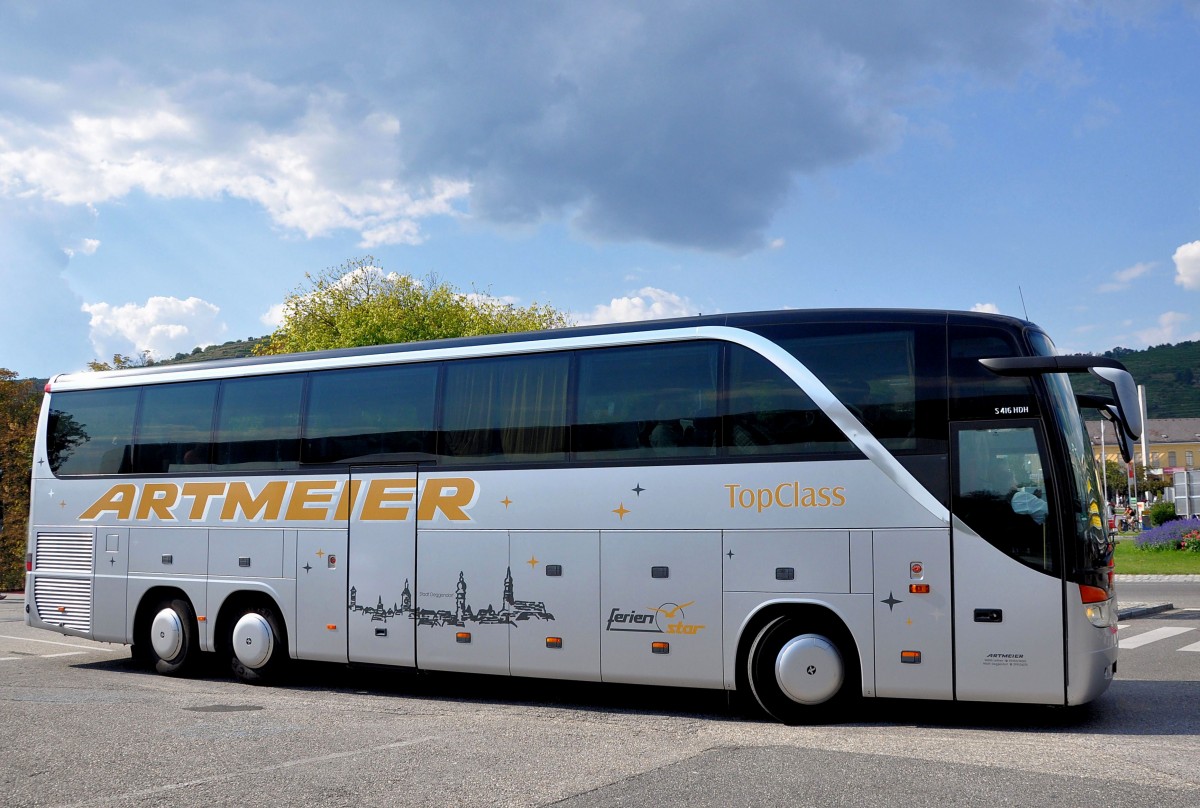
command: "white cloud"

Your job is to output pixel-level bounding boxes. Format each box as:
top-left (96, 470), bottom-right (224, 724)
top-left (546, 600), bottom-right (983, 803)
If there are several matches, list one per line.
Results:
top-left (578, 287), bottom-right (699, 325)
top-left (970, 302), bottom-right (1001, 314)
top-left (0, 3), bottom-right (1075, 254)
top-left (1099, 260), bottom-right (1154, 293)
top-left (62, 237), bottom-right (100, 258)
top-left (81, 295), bottom-right (228, 360)
top-left (259, 302), bottom-right (287, 329)
top-left (1173, 241), bottom-right (1200, 291)
top-left (0, 86), bottom-right (469, 248)
top-left (1132, 311), bottom-right (1200, 346)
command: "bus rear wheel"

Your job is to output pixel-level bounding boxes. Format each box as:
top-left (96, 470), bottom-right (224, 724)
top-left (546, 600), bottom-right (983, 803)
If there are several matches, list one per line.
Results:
top-left (746, 615), bottom-right (854, 724)
top-left (146, 597), bottom-right (199, 676)
top-left (228, 605), bottom-right (287, 684)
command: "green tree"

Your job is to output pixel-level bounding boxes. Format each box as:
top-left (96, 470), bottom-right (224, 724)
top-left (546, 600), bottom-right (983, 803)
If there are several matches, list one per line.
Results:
top-left (0, 370), bottom-right (42, 590)
top-left (87, 350), bottom-right (154, 372)
top-left (1102, 459), bottom-right (1168, 503)
top-left (257, 257), bottom-right (572, 355)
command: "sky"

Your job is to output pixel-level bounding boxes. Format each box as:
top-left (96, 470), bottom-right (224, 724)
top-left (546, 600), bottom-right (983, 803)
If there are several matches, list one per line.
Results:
top-left (1, 1), bottom-right (1199, 377)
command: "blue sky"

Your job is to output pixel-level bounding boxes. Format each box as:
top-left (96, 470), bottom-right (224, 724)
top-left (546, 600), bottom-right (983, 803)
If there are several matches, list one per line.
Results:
top-left (2, 1), bottom-right (1198, 377)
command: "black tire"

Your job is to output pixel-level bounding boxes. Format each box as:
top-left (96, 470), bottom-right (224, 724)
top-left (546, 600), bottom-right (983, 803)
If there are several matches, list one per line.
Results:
top-left (227, 605), bottom-right (287, 684)
top-left (745, 615), bottom-right (857, 725)
top-left (145, 597), bottom-right (199, 676)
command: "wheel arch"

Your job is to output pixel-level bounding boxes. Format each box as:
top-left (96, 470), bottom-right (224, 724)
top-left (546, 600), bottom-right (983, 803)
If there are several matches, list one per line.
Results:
top-left (132, 585), bottom-right (195, 648)
top-left (213, 589), bottom-right (291, 658)
top-left (734, 599), bottom-right (866, 699)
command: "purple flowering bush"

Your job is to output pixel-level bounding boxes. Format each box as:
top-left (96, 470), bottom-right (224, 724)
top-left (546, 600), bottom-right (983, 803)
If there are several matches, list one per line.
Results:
top-left (1133, 520), bottom-right (1200, 552)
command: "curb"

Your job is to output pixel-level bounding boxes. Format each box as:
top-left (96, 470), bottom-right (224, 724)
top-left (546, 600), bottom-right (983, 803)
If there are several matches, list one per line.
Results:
top-left (1117, 602), bottom-right (1174, 619)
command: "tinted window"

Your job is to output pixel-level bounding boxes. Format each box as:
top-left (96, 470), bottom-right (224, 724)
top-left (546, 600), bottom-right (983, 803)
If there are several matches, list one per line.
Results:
top-left (304, 363), bottom-right (438, 463)
top-left (47, 388), bottom-right (139, 475)
top-left (575, 342), bottom-right (719, 460)
top-left (949, 325), bottom-right (1036, 421)
top-left (753, 323), bottom-right (947, 454)
top-left (954, 425), bottom-right (1058, 573)
top-left (214, 375), bottom-right (304, 469)
top-left (725, 345), bottom-right (856, 456)
top-left (133, 381), bottom-right (218, 473)
top-left (441, 353), bottom-right (569, 463)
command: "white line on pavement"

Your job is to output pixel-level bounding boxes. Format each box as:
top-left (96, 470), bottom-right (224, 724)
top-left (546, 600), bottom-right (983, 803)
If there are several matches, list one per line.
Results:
top-left (0, 634), bottom-right (114, 651)
top-left (1119, 627), bottom-right (1196, 649)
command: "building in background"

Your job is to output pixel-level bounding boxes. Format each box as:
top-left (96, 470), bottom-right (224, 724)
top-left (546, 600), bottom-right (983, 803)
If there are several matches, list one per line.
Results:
top-left (1087, 418), bottom-right (1200, 475)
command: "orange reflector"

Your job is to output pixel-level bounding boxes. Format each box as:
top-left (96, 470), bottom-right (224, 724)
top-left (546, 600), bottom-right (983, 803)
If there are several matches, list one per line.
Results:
top-left (546, 637), bottom-right (562, 649)
top-left (909, 584), bottom-right (931, 594)
top-left (1080, 584), bottom-right (1108, 604)
top-left (197, 616), bottom-right (207, 622)
top-left (651, 641), bottom-right (669, 655)
top-left (456, 632), bottom-right (471, 644)
top-left (57, 606), bottom-right (66, 613)
top-left (901, 650), bottom-right (922, 664)
top-left (326, 624), bottom-right (337, 631)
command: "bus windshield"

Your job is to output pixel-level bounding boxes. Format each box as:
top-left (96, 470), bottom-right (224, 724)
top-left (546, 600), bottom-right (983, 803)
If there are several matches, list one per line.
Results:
top-left (1029, 333), bottom-right (1110, 582)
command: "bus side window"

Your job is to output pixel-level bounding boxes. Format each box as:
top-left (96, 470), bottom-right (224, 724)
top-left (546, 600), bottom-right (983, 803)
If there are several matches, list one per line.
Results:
top-left (724, 345), bottom-right (856, 457)
top-left (575, 342), bottom-right (719, 461)
top-left (47, 388), bottom-right (139, 476)
top-left (440, 353), bottom-right (569, 464)
top-left (214, 374), bottom-right (304, 470)
top-left (303, 363), bottom-right (438, 464)
top-left (134, 380), bottom-right (218, 473)
top-left (953, 426), bottom-right (1057, 573)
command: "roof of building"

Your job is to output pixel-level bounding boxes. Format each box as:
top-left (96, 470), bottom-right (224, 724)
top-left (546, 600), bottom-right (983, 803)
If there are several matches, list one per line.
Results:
top-left (1086, 417), bottom-right (1200, 445)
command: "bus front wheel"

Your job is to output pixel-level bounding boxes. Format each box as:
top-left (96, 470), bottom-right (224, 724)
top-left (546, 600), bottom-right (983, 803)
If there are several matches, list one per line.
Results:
top-left (746, 615), bottom-right (854, 724)
top-left (146, 598), bottom-right (199, 676)
top-left (228, 605), bottom-right (287, 684)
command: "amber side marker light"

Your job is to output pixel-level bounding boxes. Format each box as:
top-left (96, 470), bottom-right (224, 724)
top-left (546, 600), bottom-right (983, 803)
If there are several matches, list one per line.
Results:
top-left (909, 584), bottom-right (931, 594)
top-left (651, 642), bottom-right (670, 655)
top-left (901, 650), bottom-right (922, 664)
top-left (456, 632), bottom-right (472, 644)
top-left (1080, 585), bottom-right (1109, 604)
top-left (546, 637), bottom-right (562, 649)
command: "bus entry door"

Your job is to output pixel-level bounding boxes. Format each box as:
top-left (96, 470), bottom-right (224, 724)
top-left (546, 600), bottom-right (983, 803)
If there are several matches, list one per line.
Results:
top-left (951, 424), bottom-right (1065, 704)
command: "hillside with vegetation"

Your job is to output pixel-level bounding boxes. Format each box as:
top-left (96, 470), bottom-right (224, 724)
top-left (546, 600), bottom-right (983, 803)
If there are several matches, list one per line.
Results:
top-left (1071, 340), bottom-right (1200, 418)
top-left (162, 337), bottom-right (267, 364)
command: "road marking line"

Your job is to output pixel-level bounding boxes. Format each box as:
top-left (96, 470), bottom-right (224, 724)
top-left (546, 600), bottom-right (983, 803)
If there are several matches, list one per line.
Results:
top-left (1179, 640), bottom-right (1200, 653)
top-left (1117, 624), bottom-right (1130, 630)
top-left (42, 651), bottom-right (87, 658)
top-left (0, 634), bottom-right (114, 652)
top-left (1119, 627), bottom-right (1196, 649)
top-left (58, 733), bottom-right (462, 807)
top-left (0, 657), bottom-right (20, 662)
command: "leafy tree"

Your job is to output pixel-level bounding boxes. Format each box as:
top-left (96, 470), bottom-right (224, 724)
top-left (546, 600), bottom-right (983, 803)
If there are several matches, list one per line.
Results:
top-left (0, 370), bottom-right (42, 590)
top-left (257, 257), bottom-right (572, 355)
top-left (1102, 459), bottom-right (1168, 504)
top-left (87, 350), bottom-right (154, 372)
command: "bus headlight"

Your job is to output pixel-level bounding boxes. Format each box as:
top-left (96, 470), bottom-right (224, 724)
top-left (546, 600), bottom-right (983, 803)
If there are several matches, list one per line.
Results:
top-left (1080, 584), bottom-right (1115, 628)
top-left (1084, 599), bottom-right (1114, 628)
